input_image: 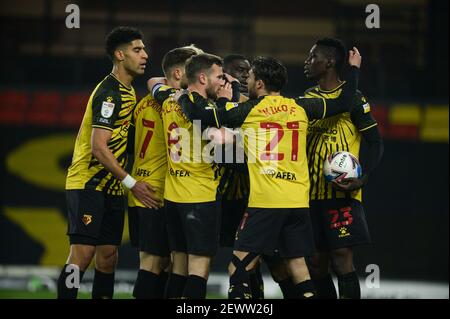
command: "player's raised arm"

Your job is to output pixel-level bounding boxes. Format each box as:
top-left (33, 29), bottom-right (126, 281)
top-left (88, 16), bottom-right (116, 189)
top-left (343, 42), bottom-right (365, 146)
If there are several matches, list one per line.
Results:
top-left (297, 47), bottom-right (362, 120)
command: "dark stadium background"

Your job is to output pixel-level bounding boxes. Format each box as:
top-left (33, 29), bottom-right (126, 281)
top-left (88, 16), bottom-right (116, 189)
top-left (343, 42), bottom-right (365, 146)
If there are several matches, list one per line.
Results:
top-left (0, 0), bottom-right (448, 298)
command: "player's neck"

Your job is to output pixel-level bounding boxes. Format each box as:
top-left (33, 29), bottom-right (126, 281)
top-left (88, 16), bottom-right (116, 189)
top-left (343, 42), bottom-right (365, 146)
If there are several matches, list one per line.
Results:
top-left (166, 79), bottom-right (180, 89)
top-left (318, 72), bottom-right (342, 91)
top-left (187, 83), bottom-right (207, 99)
top-left (111, 65), bottom-right (133, 89)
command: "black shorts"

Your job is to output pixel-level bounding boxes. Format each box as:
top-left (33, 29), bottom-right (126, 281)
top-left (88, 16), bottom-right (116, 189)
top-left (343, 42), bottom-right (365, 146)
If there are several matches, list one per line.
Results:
top-left (234, 208), bottom-right (316, 258)
top-left (165, 199), bottom-right (221, 257)
top-left (66, 189), bottom-right (125, 246)
top-left (309, 199), bottom-right (371, 252)
top-left (128, 206), bottom-right (170, 257)
top-left (220, 198), bottom-right (247, 247)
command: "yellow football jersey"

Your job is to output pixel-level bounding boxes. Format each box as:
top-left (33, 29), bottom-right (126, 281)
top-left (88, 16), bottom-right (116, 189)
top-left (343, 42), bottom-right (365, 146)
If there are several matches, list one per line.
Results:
top-left (153, 84), bottom-right (221, 203)
top-left (128, 94), bottom-right (166, 207)
top-left (66, 73), bottom-right (135, 195)
top-left (305, 83), bottom-right (377, 202)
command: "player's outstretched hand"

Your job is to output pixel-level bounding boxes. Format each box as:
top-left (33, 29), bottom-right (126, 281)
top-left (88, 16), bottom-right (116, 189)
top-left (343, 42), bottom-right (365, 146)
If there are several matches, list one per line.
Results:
top-left (348, 47), bottom-right (362, 68)
top-left (172, 89), bottom-right (189, 103)
top-left (331, 177), bottom-right (364, 192)
top-left (218, 82), bottom-right (233, 100)
top-left (131, 181), bottom-right (162, 209)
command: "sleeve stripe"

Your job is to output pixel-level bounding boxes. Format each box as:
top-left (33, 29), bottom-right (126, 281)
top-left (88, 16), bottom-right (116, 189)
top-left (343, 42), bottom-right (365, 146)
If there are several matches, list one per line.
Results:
top-left (92, 125), bottom-right (114, 131)
top-left (212, 108), bottom-right (220, 127)
top-left (321, 97), bottom-right (327, 119)
top-left (359, 123), bottom-right (378, 131)
top-left (151, 83), bottom-right (163, 97)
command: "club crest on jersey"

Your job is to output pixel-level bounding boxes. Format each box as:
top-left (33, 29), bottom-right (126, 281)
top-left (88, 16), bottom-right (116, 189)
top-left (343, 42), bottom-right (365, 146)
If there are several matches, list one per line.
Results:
top-left (225, 102), bottom-right (239, 111)
top-left (101, 100), bottom-right (115, 118)
top-left (82, 214), bottom-right (92, 225)
top-left (362, 103), bottom-right (371, 113)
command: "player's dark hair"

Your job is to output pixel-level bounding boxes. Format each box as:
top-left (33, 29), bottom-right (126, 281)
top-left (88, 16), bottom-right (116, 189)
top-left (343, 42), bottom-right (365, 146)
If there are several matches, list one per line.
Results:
top-left (162, 47), bottom-right (201, 78)
top-left (315, 37), bottom-right (347, 76)
top-left (251, 56), bottom-right (288, 92)
top-left (185, 53), bottom-right (223, 83)
top-left (223, 54), bottom-right (248, 73)
top-left (105, 26), bottom-right (143, 61)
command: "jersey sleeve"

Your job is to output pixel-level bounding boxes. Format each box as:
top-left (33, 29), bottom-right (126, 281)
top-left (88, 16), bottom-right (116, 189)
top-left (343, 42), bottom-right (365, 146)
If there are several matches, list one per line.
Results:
top-left (217, 98), bottom-right (258, 128)
top-left (91, 89), bottom-right (122, 130)
top-left (350, 92), bottom-right (378, 131)
top-left (151, 83), bottom-right (177, 106)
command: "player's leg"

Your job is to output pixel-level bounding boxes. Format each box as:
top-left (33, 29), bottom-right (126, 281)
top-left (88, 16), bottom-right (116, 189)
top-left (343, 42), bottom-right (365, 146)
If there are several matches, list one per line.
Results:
top-left (263, 254), bottom-right (297, 299)
top-left (330, 247), bottom-right (360, 299)
top-left (228, 250), bottom-right (260, 299)
top-left (131, 206), bottom-right (171, 299)
top-left (165, 200), bottom-right (188, 298)
top-left (182, 200), bottom-right (221, 299)
top-left (325, 199), bottom-right (371, 299)
top-left (91, 194), bottom-right (125, 299)
top-left (309, 252), bottom-right (337, 299)
top-left (309, 200), bottom-right (338, 299)
top-left (280, 208), bottom-right (317, 299)
top-left (230, 208), bottom-right (285, 299)
top-left (57, 189), bottom-right (103, 299)
top-left (57, 243), bottom-right (95, 299)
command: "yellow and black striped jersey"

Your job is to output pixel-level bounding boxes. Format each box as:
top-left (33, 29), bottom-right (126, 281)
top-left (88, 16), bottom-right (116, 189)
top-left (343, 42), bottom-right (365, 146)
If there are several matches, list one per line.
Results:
top-left (66, 73), bottom-right (136, 195)
top-left (305, 83), bottom-right (377, 202)
top-left (153, 84), bottom-right (221, 203)
top-left (128, 94), bottom-right (166, 207)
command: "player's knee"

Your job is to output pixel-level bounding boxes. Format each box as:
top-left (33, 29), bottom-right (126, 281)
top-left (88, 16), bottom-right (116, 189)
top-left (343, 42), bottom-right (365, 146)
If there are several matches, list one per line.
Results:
top-left (139, 253), bottom-right (165, 274)
top-left (268, 261), bottom-right (290, 282)
top-left (188, 255), bottom-right (211, 278)
top-left (330, 248), bottom-right (353, 274)
top-left (68, 245), bottom-right (96, 271)
top-left (95, 247), bottom-right (119, 273)
top-left (308, 254), bottom-right (330, 278)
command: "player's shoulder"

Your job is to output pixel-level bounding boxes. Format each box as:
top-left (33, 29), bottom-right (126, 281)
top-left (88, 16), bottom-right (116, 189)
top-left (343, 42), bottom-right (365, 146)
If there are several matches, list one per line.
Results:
top-left (135, 94), bottom-right (162, 118)
top-left (93, 75), bottom-right (121, 100)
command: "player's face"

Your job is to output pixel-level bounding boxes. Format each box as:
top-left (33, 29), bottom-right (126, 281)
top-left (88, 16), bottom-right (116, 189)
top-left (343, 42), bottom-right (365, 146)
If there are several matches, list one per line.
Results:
top-left (247, 69), bottom-right (258, 100)
top-left (304, 45), bottom-right (328, 80)
top-left (228, 59), bottom-right (251, 92)
top-left (205, 64), bottom-right (226, 100)
top-left (122, 39), bottom-right (148, 76)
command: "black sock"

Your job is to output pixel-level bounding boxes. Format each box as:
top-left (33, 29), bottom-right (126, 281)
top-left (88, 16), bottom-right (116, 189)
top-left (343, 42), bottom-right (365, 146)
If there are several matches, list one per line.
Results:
top-left (313, 274), bottom-right (338, 299)
top-left (337, 271), bottom-right (361, 299)
top-left (250, 266), bottom-right (264, 299)
top-left (294, 279), bottom-right (316, 299)
top-left (92, 269), bottom-right (115, 299)
top-left (57, 264), bottom-right (85, 299)
top-left (229, 270), bottom-right (252, 299)
top-left (278, 278), bottom-right (297, 299)
top-left (182, 275), bottom-right (207, 299)
top-left (132, 270), bottom-right (160, 299)
top-left (165, 273), bottom-right (187, 299)
top-left (157, 271), bottom-right (169, 298)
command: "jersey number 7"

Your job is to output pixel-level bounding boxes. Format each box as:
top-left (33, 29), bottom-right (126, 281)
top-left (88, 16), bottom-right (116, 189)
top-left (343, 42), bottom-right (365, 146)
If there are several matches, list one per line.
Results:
top-left (139, 119), bottom-right (155, 158)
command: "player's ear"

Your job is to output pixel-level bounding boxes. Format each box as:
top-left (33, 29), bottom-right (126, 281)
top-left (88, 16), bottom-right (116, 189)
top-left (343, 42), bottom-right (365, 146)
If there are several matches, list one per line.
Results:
top-left (326, 58), bottom-right (335, 69)
top-left (199, 72), bottom-right (207, 85)
top-left (256, 79), bottom-right (264, 90)
top-left (173, 68), bottom-right (182, 81)
top-left (115, 49), bottom-right (125, 62)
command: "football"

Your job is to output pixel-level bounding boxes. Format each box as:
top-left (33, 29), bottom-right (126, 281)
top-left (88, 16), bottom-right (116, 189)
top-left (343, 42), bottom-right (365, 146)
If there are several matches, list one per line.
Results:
top-left (323, 151), bottom-right (362, 182)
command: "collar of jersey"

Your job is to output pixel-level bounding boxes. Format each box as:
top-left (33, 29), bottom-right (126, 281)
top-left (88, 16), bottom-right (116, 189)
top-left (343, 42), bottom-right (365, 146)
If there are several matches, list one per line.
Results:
top-left (317, 81), bottom-right (346, 93)
top-left (109, 73), bottom-right (133, 91)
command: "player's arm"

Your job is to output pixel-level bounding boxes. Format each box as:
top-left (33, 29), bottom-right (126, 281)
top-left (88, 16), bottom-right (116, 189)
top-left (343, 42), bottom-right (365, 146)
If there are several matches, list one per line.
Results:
top-left (91, 91), bottom-right (161, 208)
top-left (333, 97), bottom-right (384, 192)
top-left (224, 73), bottom-right (241, 102)
top-left (297, 47), bottom-right (362, 120)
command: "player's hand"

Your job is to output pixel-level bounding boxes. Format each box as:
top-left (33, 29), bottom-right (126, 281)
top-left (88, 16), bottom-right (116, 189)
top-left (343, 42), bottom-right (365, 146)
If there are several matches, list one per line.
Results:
top-left (218, 82), bottom-right (233, 100)
top-left (131, 181), bottom-right (162, 209)
top-left (348, 47), bottom-right (362, 68)
top-left (172, 89), bottom-right (189, 103)
top-left (331, 177), bottom-right (364, 192)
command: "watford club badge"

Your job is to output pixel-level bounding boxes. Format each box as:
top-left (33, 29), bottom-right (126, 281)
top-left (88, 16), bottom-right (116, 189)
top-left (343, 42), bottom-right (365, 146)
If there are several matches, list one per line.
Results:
top-left (82, 214), bottom-right (93, 225)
